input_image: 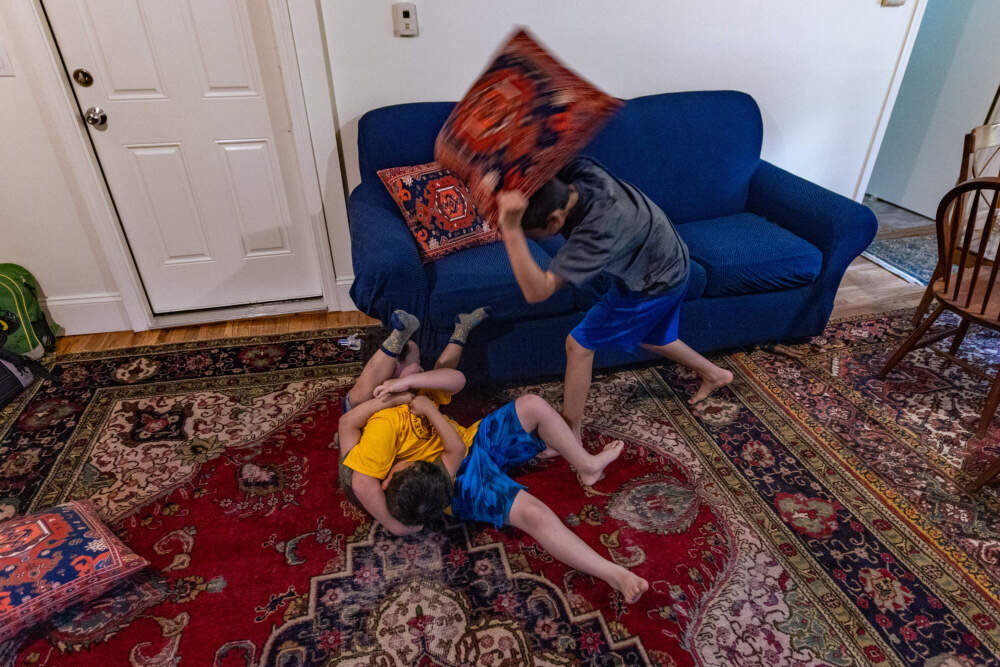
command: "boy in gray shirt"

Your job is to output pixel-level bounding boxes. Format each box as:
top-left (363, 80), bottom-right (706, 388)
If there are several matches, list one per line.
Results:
top-left (496, 157), bottom-right (732, 437)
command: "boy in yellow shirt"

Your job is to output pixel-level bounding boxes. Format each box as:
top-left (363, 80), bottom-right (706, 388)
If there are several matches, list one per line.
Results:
top-left (337, 307), bottom-right (487, 537)
top-left (338, 311), bottom-right (648, 603)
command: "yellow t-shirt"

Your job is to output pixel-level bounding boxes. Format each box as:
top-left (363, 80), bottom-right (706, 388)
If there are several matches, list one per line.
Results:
top-left (342, 389), bottom-right (480, 480)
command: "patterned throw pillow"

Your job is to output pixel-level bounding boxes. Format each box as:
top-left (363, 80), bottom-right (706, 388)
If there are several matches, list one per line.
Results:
top-left (0, 500), bottom-right (147, 640)
top-left (378, 162), bottom-right (499, 263)
top-left (435, 28), bottom-right (622, 223)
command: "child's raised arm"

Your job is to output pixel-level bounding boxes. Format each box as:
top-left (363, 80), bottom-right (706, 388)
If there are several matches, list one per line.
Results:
top-left (496, 191), bottom-right (565, 303)
top-left (409, 395), bottom-right (467, 478)
top-left (372, 368), bottom-right (465, 400)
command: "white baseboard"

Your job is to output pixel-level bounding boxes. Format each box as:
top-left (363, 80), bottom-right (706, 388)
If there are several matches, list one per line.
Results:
top-left (45, 292), bottom-right (130, 335)
top-left (44, 280), bottom-right (360, 337)
top-left (335, 277), bottom-right (357, 312)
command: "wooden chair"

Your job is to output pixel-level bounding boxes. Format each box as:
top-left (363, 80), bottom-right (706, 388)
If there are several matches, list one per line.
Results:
top-left (879, 178), bottom-right (1000, 491)
top-left (912, 123), bottom-right (1000, 326)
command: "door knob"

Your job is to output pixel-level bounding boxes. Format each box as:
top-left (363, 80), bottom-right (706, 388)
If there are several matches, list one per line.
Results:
top-left (84, 106), bottom-right (107, 130)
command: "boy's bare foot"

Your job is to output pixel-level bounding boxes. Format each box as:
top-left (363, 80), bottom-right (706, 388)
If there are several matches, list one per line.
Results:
top-left (537, 447), bottom-right (560, 459)
top-left (579, 440), bottom-right (624, 486)
top-left (609, 567), bottom-right (649, 604)
top-left (689, 368), bottom-right (733, 404)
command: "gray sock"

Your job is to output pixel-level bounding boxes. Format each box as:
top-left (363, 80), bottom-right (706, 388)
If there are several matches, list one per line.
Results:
top-left (449, 307), bottom-right (491, 346)
top-left (381, 310), bottom-right (420, 357)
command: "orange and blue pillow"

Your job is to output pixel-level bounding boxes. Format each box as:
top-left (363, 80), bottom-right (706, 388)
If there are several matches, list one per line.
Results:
top-left (0, 500), bottom-right (147, 640)
top-left (378, 162), bottom-right (499, 263)
top-left (435, 28), bottom-right (622, 224)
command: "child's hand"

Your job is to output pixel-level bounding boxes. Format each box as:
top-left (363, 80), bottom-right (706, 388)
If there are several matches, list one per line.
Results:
top-left (408, 394), bottom-right (437, 417)
top-left (496, 191), bottom-right (528, 232)
top-left (380, 391), bottom-right (414, 408)
top-left (374, 377), bottom-right (411, 400)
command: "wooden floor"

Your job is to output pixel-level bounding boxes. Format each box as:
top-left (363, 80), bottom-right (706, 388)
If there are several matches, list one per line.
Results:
top-left (55, 258), bottom-right (925, 355)
top-left (55, 309), bottom-right (378, 354)
top-left (830, 256), bottom-right (925, 319)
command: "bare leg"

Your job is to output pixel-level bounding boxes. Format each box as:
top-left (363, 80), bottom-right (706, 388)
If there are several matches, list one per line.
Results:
top-left (508, 492), bottom-right (648, 603)
top-left (434, 342), bottom-right (465, 370)
top-left (515, 394), bottom-right (623, 485)
top-left (348, 340), bottom-right (418, 406)
top-left (640, 339), bottom-right (732, 404)
top-left (562, 334), bottom-right (595, 438)
top-left (434, 307), bottom-right (491, 370)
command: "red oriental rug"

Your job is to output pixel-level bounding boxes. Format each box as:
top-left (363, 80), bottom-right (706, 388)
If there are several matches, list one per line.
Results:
top-left (2, 310), bottom-right (1000, 665)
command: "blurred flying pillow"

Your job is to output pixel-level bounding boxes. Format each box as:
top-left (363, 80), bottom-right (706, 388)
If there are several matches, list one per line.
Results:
top-left (435, 28), bottom-right (622, 224)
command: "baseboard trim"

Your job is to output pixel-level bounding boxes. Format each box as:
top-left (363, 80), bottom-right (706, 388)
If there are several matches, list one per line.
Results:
top-left (336, 277), bottom-right (356, 312)
top-left (151, 297), bottom-right (327, 329)
top-left (46, 280), bottom-right (360, 336)
top-left (45, 292), bottom-right (130, 336)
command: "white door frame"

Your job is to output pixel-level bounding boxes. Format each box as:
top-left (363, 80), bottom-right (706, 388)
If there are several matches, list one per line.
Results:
top-left (852, 0), bottom-right (929, 201)
top-left (12, 0), bottom-right (346, 332)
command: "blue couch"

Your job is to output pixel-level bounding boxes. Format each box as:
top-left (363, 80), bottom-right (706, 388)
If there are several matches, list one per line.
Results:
top-left (348, 91), bottom-right (876, 382)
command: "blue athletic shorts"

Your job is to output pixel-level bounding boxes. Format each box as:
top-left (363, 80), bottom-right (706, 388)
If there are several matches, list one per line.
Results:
top-left (570, 277), bottom-right (688, 352)
top-left (451, 400), bottom-right (545, 528)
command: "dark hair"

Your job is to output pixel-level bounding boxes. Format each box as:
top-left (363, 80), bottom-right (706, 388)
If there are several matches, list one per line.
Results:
top-left (384, 461), bottom-right (452, 526)
top-left (522, 179), bottom-right (571, 231)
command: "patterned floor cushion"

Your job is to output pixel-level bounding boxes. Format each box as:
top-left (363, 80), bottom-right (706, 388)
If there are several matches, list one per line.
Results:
top-left (0, 500), bottom-right (147, 640)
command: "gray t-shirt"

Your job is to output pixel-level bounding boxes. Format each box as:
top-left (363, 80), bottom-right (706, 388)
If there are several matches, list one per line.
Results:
top-left (547, 157), bottom-right (689, 296)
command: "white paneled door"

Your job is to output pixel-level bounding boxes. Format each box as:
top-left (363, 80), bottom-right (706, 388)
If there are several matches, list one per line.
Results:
top-left (44, 0), bottom-right (324, 313)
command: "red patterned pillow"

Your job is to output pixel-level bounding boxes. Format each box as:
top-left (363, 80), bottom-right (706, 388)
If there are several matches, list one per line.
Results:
top-left (0, 500), bottom-right (147, 640)
top-left (435, 28), bottom-right (622, 223)
top-left (378, 162), bottom-right (499, 263)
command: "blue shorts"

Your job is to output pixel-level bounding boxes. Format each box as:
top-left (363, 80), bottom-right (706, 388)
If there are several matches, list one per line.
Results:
top-left (451, 400), bottom-right (545, 528)
top-left (570, 277), bottom-right (688, 352)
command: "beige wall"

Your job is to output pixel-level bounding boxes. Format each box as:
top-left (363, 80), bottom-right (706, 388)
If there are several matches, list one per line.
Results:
top-left (0, 8), bottom-right (128, 334)
top-left (322, 0), bottom-right (926, 199)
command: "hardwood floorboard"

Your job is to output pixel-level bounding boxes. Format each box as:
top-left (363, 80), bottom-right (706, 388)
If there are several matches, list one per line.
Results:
top-left (831, 257), bottom-right (925, 319)
top-left (55, 259), bottom-right (923, 355)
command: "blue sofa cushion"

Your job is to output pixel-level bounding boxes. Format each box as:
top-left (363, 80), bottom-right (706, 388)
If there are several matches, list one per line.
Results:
top-left (677, 213), bottom-right (822, 297)
top-left (358, 102), bottom-right (455, 182)
top-left (583, 91), bottom-right (763, 223)
top-left (425, 241), bottom-right (577, 329)
top-left (686, 259), bottom-right (707, 301)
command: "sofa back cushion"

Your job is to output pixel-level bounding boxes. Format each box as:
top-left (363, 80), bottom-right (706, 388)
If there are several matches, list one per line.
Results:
top-left (357, 91), bottom-right (762, 223)
top-left (359, 102), bottom-right (455, 184)
top-left (582, 91), bottom-right (762, 223)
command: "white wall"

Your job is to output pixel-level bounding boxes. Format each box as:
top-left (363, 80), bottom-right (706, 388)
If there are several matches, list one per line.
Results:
top-left (0, 8), bottom-right (129, 334)
top-left (867, 0), bottom-right (1000, 218)
top-left (322, 0), bottom-right (926, 199)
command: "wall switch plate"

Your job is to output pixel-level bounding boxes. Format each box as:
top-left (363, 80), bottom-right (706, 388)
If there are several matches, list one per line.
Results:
top-left (392, 3), bottom-right (418, 37)
top-left (881, 0), bottom-right (905, 6)
top-left (0, 40), bottom-right (15, 77)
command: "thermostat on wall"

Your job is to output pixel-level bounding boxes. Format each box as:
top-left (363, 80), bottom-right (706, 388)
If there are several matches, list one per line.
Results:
top-left (392, 3), bottom-right (418, 37)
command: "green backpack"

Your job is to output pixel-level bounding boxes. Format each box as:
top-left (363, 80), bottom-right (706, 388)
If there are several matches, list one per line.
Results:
top-left (0, 264), bottom-right (60, 360)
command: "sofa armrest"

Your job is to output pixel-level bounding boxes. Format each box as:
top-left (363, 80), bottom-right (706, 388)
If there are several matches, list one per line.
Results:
top-left (747, 161), bottom-right (876, 274)
top-left (347, 180), bottom-right (428, 324)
